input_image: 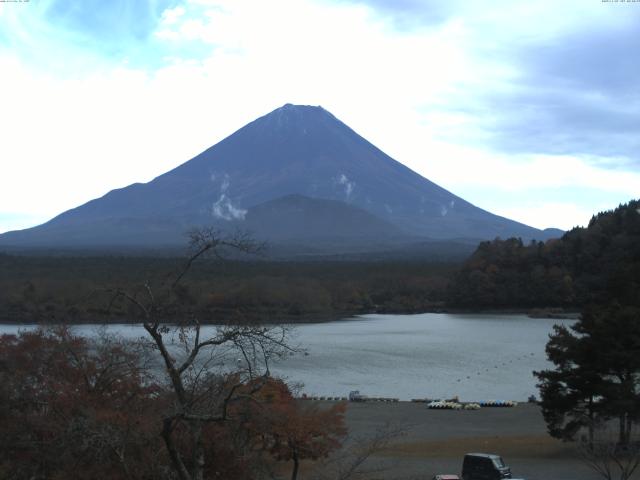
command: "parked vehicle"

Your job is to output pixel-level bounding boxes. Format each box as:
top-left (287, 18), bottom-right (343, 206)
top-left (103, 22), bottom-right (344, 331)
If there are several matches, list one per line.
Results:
top-left (461, 453), bottom-right (512, 480)
top-left (348, 390), bottom-right (367, 402)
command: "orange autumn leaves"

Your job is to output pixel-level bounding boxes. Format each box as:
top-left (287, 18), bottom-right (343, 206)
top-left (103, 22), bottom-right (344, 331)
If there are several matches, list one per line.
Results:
top-left (0, 329), bottom-right (347, 480)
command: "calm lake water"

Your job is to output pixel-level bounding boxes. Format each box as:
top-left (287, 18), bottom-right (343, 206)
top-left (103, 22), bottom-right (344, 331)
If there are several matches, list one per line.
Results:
top-left (0, 313), bottom-right (571, 401)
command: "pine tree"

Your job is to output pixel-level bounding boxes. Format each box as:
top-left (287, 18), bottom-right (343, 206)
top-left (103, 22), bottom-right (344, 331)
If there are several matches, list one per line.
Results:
top-left (535, 304), bottom-right (640, 446)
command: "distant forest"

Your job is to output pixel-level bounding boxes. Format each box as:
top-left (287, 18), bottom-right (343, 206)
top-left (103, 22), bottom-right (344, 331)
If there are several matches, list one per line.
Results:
top-left (0, 256), bottom-right (454, 324)
top-left (1, 199), bottom-right (638, 324)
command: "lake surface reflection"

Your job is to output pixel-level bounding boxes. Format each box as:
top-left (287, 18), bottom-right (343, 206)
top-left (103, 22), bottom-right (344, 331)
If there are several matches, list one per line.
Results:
top-left (0, 313), bottom-right (571, 401)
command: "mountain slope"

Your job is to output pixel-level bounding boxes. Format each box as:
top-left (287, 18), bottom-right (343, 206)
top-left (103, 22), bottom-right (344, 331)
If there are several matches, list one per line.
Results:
top-left (242, 194), bottom-right (405, 242)
top-left (0, 104), bottom-right (560, 248)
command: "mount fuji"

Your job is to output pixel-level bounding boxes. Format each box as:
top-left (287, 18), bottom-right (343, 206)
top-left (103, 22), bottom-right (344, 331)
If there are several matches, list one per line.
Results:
top-left (0, 104), bottom-right (561, 253)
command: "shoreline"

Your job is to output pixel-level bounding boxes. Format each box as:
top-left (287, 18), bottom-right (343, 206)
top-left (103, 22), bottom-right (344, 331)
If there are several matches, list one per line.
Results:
top-left (0, 306), bottom-right (581, 326)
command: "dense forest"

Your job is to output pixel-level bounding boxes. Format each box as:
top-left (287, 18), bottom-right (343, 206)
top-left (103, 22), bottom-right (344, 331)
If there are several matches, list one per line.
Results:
top-left (0, 255), bottom-right (454, 324)
top-left (2, 199), bottom-right (638, 324)
top-left (448, 199), bottom-right (640, 310)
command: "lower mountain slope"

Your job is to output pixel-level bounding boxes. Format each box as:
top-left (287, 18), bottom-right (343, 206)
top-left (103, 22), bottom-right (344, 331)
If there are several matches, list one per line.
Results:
top-left (0, 195), bottom-right (407, 250)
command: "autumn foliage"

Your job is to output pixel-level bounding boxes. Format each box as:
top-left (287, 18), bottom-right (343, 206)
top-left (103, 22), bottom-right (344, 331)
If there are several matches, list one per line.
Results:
top-left (243, 379), bottom-right (348, 479)
top-left (0, 329), bottom-right (347, 480)
top-left (0, 328), bottom-right (163, 479)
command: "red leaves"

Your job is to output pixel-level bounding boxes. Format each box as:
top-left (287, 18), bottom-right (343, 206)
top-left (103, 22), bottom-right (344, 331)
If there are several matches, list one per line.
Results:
top-left (0, 332), bottom-right (349, 479)
top-left (242, 378), bottom-right (347, 466)
top-left (0, 328), bottom-right (163, 480)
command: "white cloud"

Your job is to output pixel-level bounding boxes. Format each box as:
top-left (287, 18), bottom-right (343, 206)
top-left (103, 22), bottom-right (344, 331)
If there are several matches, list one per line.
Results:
top-left (0, 213), bottom-right (50, 233)
top-left (417, 146), bottom-right (640, 196)
top-left (494, 202), bottom-right (602, 232)
top-left (0, 0), bottom-right (637, 234)
top-left (159, 5), bottom-right (186, 26)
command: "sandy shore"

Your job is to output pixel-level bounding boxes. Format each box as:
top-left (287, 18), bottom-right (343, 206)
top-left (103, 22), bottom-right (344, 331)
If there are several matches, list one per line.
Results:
top-left (324, 401), bottom-right (637, 480)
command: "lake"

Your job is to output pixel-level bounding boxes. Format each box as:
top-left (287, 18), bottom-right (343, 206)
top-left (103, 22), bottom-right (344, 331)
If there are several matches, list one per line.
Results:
top-left (0, 313), bottom-right (571, 401)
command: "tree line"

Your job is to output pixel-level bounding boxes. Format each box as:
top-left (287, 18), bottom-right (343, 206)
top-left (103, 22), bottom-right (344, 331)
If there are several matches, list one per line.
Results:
top-left (448, 199), bottom-right (640, 311)
top-left (0, 255), bottom-right (453, 324)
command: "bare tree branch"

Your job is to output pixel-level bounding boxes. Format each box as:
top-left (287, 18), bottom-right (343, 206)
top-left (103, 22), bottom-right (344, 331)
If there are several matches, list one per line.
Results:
top-left (578, 427), bottom-right (640, 480)
top-left (108, 227), bottom-right (290, 480)
top-left (311, 423), bottom-right (405, 480)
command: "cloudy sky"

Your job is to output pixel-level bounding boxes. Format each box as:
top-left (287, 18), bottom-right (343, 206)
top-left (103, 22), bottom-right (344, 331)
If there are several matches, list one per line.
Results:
top-left (1, 0), bottom-right (638, 233)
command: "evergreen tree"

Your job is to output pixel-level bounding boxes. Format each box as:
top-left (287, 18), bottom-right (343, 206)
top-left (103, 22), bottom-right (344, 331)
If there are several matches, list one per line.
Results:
top-left (535, 321), bottom-right (604, 444)
top-left (535, 304), bottom-right (640, 446)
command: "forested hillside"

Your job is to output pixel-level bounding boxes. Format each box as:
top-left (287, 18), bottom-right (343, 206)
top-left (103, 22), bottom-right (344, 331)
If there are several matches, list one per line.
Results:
top-left (448, 200), bottom-right (640, 309)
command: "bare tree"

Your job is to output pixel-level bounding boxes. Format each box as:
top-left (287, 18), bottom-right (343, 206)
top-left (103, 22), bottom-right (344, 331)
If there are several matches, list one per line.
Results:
top-left (310, 423), bottom-right (405, 480)
top-left (578, 425), bottom-right (640, 480)
top-left (109, 228), bottom-right (296, 480)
